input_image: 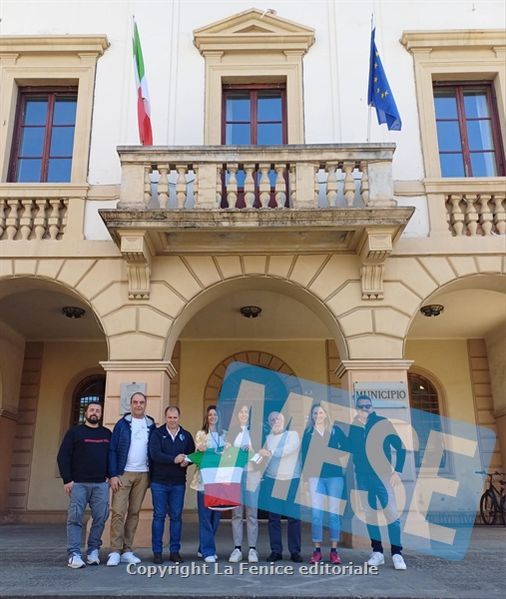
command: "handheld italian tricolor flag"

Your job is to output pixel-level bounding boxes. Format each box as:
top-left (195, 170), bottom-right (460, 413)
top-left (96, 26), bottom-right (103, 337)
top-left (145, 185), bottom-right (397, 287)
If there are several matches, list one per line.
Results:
top-left (186, 447), bottom-right (250, 510)
top-left (132, 17), bottom-right (153, 145)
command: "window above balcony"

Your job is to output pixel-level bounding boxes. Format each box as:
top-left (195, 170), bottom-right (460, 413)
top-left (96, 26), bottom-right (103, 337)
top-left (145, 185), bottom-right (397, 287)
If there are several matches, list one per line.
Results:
top-left (401, 30), bottom-right (506, 181)
top-left (0, 35), bottom-right (109, 184)
top-left (193, 8), bottom-right (315, 144)
top-left (9, 87), bottom-right (78, 183)
top-left (433, 82), bottom-right (504, 178)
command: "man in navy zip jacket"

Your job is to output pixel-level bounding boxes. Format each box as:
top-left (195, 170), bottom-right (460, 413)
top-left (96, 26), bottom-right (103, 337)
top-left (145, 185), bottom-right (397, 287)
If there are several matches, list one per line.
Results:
top-left (107, 392), bottom-right (156, 566)
top-left (149, 405), bottom-right (195, 564)
top-left (348, 394), bottom-right (407, 571)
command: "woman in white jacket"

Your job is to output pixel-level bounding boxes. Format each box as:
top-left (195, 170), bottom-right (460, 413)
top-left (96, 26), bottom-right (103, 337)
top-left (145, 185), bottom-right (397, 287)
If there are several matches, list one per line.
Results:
top-left (226, 404), bottom-right (260, 563)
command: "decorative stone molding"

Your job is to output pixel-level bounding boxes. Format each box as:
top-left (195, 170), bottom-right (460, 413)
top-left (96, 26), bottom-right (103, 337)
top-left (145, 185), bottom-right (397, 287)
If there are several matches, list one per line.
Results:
top-left (118, 231), bottom-right (154, 300)
top-left (357, 227), bottom-right (397, 300)
top-left (100, 360), bottom-right (177, 379)
top-left (193, 8), bottom-right (315, 54)
top-left (335, 359), bottom-right (414, 380)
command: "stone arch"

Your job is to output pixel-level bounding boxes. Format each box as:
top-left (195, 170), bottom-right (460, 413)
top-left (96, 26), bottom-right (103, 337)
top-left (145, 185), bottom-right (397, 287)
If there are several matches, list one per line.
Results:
top-left (402, 270), bottom-right (505, 352)
top-left (0, 268), bottom-right (113, 358)
top-left (203, 350), bottom-right (297, 410)
top-left (163, 274), bottom-right (348, 363)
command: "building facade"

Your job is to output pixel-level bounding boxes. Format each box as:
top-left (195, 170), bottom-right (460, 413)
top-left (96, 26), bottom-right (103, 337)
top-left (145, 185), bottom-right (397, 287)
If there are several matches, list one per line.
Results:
top-left (0, 0), bottom-right (504, 537)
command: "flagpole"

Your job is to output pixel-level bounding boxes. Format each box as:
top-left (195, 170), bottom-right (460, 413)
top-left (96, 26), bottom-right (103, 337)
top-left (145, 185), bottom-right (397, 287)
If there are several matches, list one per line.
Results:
top-left (366, 13), bottom-right (374, 143)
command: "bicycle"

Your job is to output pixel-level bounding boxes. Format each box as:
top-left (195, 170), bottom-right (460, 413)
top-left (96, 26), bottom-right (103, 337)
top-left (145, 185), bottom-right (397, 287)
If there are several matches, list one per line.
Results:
top-left (476, 470), bottom-right (506, 526)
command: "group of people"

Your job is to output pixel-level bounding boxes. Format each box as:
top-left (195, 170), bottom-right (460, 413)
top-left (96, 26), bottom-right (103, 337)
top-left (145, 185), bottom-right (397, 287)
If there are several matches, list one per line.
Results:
top-left (57, 391), bottom-right (407, 572)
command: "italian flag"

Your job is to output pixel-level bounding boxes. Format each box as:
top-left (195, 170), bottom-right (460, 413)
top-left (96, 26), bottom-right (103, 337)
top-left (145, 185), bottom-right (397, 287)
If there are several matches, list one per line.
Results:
top-left (187, 448), bottom-right (250, 510)
top-left (132, 18), bottom-right (153, 145)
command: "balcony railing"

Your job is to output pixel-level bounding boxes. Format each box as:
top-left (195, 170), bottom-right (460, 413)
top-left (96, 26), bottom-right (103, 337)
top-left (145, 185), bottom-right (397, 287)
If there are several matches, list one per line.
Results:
top-left (446, 191), bottom-right (505, 236)
top-left (117, 144), bottom-right (397, 210)
top-left (0, 184), bottom-right (88, 242)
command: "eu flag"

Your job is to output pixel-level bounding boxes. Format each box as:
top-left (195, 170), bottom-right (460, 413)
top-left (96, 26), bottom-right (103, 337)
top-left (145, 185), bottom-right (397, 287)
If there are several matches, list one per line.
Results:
top-left (367, 28), bottom-right (402, 131)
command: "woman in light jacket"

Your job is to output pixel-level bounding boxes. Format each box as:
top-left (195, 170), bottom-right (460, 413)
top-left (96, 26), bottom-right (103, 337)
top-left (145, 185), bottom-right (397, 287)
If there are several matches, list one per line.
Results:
top-left (226, 404), bottom-right (260, 563)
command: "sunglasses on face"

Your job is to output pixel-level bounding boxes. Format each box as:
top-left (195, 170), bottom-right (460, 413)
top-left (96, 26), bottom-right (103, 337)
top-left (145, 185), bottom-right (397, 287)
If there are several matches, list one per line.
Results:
top-left (357, 404), bottom-right (372, 411)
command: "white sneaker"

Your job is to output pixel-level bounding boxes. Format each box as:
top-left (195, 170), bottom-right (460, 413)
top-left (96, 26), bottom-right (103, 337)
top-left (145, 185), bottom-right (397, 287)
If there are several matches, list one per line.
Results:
top-left (248, 548), bottom-right (259, 563)
top-left (68, 553), bottom-right (86, 569)
top-left (392, 554), bottom-right (407, 570)
top-left (229, 548), bottom-right (243, 563)
top-left (106, 552), bottom-right (121, 567)
top-left (197, 551), bottom-right (203, 558)
top-left (204, 555), bottom-right (216, 563)
top-left (367, 551), bottom-right (385, 566)
top-left (120, 551), bottom-right (142, 564)
top-left (87, 549), bottom-right (100, 565)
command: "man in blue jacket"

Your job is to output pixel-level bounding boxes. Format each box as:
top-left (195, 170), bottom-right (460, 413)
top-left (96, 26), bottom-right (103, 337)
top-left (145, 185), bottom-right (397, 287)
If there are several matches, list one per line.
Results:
top-left (149, 405), bottom-right (195, 564)
top-left (349, 394), bottom-right (407, 570)
top-left (149, 406), bottom-right (195, 564)
top-left (107, 392), bottom-right (156, 566)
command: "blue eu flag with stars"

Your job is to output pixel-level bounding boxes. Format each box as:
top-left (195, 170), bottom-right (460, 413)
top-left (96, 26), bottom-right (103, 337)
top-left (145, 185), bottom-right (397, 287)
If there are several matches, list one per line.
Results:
top-left (368, 28), bottom-right (401, 131)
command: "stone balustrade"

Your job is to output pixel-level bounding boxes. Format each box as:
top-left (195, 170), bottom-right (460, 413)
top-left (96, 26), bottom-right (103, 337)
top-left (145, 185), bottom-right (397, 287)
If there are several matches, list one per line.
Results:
top-left (0, 185), bottom-right (88, 241)
top-left (445, 190), bottom-right (506, 236)
top-left (117, 144), bottom-right (396, 210)
top-left (0, 197), bottom-right (67, 241)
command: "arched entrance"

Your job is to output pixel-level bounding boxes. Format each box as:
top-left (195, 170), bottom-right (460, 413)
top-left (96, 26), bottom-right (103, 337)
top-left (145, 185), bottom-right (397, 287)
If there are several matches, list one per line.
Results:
top-left (405, 273), bottom-right (506, 474)
top-left (0, 276), bottom-right (107, 518)
top-left (167, 275), bottom-right (344, 455)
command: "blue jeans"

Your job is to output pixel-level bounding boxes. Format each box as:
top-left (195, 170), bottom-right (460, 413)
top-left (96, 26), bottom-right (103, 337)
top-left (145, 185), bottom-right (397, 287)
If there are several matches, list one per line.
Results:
top-left (263, 476), bottom-right (301, 555)
top-left (309, 476), bottom-right (344, 543)
top-left (151, 481), bottom-right (186, 553)
top-left (356, 475), bottom-right (402, 555)
top-left (197, 491), bottom-right (221, 558)
top-left (66, 482), bottom-right (109, 556)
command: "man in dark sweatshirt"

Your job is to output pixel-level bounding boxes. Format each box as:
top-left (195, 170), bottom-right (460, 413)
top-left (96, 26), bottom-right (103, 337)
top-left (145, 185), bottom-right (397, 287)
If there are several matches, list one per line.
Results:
top-left (348, 394), bottom-right (407, 571)
top-left (148, 405), bottom-right (195, 564)
top-left (57, 402), bottom-right (111, 569)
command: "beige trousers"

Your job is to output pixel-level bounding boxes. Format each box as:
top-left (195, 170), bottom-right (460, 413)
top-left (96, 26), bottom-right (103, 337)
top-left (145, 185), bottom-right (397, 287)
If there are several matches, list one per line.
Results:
top-left (110, 471), bottom-right (149, 552)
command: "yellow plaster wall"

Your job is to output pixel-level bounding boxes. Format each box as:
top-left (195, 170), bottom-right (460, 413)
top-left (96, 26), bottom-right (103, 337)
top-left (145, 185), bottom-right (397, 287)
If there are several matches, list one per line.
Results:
top-left (405, 339), bottom-right (476, 424)
top-left (0, 321), bottom-right (25, 412)
top-left (27, 341), bottom-right (107, 511)
top-left (178, 339), bottom-right (328, 438)
top-left (486, 328), bottom-right (506, 413)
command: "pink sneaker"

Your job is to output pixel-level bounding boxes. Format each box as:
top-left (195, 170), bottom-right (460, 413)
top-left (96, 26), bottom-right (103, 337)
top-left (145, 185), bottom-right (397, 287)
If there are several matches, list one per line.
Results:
top-left (330, 550), bottom-right (342, 564)
top-left (309, 550), bottom-right (322, 564)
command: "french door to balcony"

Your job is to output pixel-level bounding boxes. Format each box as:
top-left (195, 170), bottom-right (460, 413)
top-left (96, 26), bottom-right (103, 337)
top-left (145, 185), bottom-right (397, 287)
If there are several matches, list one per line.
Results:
top-left (222, 85), bottom-right (288, 208)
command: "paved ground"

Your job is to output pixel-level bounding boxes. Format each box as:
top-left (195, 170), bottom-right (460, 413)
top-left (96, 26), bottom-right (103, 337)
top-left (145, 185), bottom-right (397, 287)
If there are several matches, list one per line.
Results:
top-left (0, 522), bottom-right (504, 599)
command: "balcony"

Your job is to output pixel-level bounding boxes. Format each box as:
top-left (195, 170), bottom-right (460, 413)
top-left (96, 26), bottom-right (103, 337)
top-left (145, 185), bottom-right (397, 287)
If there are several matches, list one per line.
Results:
top-left (100, 144), bottom-right (414, 300)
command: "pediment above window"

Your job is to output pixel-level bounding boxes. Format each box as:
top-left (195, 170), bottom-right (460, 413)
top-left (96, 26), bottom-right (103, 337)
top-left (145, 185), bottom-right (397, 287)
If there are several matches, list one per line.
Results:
top-left (193, 8), bottom-right (315, 55)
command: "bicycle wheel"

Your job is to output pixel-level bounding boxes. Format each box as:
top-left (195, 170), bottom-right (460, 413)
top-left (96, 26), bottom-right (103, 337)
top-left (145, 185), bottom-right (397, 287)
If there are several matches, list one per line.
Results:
top-left (480, 491), bottom-right (496, 525)
top-left (501, 495), bottom-right (506, 527)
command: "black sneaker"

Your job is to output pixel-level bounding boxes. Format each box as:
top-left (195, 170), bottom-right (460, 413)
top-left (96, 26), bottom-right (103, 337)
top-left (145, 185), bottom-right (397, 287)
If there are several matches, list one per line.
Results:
top-left (169, 552), bottom-right (183, 563)
top-left (290, 553), bottom-right (303, 563)
top-left (266, 552), bottom-right (282, 562)
top-left (153, 553), bottom-right (163, 564)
